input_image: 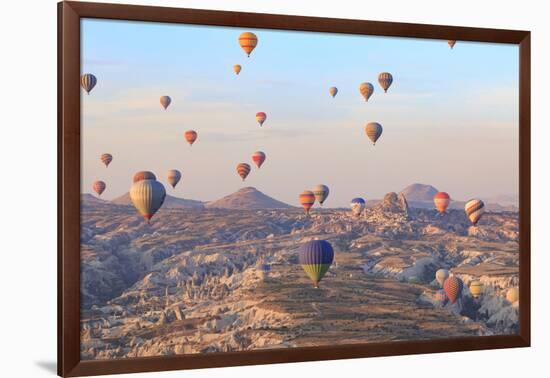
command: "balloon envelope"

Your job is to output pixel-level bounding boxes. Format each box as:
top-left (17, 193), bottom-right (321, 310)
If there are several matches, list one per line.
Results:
top-left (434, 192), bottom-right (451, 214)
top-left (365, 122), bottom-right (383, 145)
top-left (435, 269), bottom-right (449, 288)
top-left (100, 153), bottom-right (112, 167)
top-left (469, 280), bottom-right (483, 298)
top-left (129, 179), bottom-right (166, 222)
top-left (506, 287), bottom-right (519, 303)
top-left (93, 180), bottom-right (106, 196)
top-left (251, 151), bottom-right (266, 168)
top-left (236, 163), bottom-right (251, 181)
top-left (443, 276), bottom-right (464, 304)
top-left (233, 64), bottom-right (242, 75)
top-left (185, 130), bottom-right (197, 146)
top-left (359, 82), bottom-right (374, 102)
top-left (329, 87), bottom-right (338, 98)
top-left (465, 199), bottom-right (485, 225)
top-left (350, 198), bottom-right (366, 216)
top-left (312, 185), bottom-right (329, 205)
top-left (160, 96), bottom-right (171, 110)
top-left (167, 169), bottom-right (182, 188)
top-left (378, 72), bottom-right (393, 93)
top-left (133, 171), bottom-right (156, 183)
top-left (299, 190), bottom-right (315, 214)
top-left (299, 240), bottom-right (334, 288)
top-left (448, 40), bottom-right (456, 49)
top-left (256, 112), bottom-right (267, 127)
top-left (238, 32), bottom-right (258, 57)
top-left (81, 73), bottom-right (97, 94)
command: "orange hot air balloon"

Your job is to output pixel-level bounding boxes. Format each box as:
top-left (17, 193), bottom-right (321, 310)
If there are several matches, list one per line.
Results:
top-left (256, 112), bottom-right (267, 127)
top-left (133, 171), bottom-right (156, 183)
top-left (238, 32), bottom-right (258, 57)
top-left (433, 192), bottom-right (451, 214)
top-left (448, 40), bottom-right (456, 49)
top-left (233, 64), bottom-right (242, 75)
top-left (252, 151), bottom-right (266, 168)
top-left (236, 163), bottom-right (251, 181)
top-left (185, 130), bottom-right (198, 146)
top-left (443, 276), bottom-right (464, 304)
top-left (299, 190), bottom-right (316, 215)
top-left (100, 153), bottom-right (112, 167)
top-left (93, 180), bottom-right (106, 196)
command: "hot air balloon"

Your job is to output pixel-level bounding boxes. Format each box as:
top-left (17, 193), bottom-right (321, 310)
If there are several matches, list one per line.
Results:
top-left (236, 163), bottom-right (251, 181)
top-left (93, 180), bottom-right (106, 196)
top-left (433, 192), bottom-right (451, 214)
top-left (435, 269), bottom-right (449, 288)
top-left (251, 151), bottom-right (266, 168)
top-left (166, 169), bottom-right (182, 188)
top-left (329, 87), bottom-right (338, 98)
top-left (359, 82), bottom-right (374, 102)
top-left (378, 72), bottom-right (393, 93)
top-left (299, 240), bottom-right (334, 288)
top-left (238, 32), bottom-right (258, 57)
top-left (465, 199), bottom-right (485, 225)
top-left (365, 122), bottom-right (383, 145)
top-left (100, 153), bottom-right (112, 167)
top-left (133, 171), bottom-right (157, 183)
top-left (443, 276), bottom-right (464, 304)
top-left (80, 73), bottom-right (97, 94)
top-left (185, 130), bottom-right (197, 146)
top-left (313, 185), bottom-right (329, 206)
top-left (434, 289), bottom-right (448, 305)
top-left (233, 64), bottom-right (242, 75)
top-left (160, 96), bottom-right (171, 110)
top-left (350, 198), bottom-right (366, 217)
top-left (257, 263), bottom-right (271, 281)
top-left (299, 190), bottom-right (315, 215)
top-left (506, 287), bottom-right (519, 303)
top-left (448, 40), bottom-right (456, 49)
top-left (469, 280), bottom-right (483, 299)
top-left (129, 179), bottom-right (166, 222)
top-left (256, 112), bottom-right (267, 127)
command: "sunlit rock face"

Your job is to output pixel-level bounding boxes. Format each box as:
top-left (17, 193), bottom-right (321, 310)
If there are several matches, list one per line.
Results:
top-left (79, 190), bottom-right (519, 360)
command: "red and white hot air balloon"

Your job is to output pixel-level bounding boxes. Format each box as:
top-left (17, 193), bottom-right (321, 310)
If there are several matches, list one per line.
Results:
top-left (251, 151), bottom-right (266, 168)
top-left (256, 112), bottom-right (267, 127)
top-left (433, 192), bottom-right (451, 214)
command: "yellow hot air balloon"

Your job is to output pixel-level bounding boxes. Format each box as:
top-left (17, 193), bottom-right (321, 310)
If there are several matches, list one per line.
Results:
top-left (469, 280), bottom-right (483, 298)
top-left (238, 32), bottom-right (258, 57)
top-left (365, 122), bottom-right (383, 145)
top-left (506, 287), bottom-right (519, 303)
top-left (130, 179), bottom-right (166, 223)
top-left (359, 82), bottom-right (374, 102)
top-left (233, 64), bottom-right (242, 75)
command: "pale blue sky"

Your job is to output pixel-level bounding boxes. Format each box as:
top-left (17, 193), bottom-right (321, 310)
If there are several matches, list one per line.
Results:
top-left (81, 18), bottom-right (519, 207)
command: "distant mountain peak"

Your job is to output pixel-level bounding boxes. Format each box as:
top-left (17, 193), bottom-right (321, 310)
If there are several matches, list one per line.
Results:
top-left (400, 183), bottom-right (439, 201)
top-left (206, 187), bottom-right (292, 210)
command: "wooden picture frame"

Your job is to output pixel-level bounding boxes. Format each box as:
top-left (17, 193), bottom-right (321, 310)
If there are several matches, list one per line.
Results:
top-left (58, 1), bottom-right (531, 376)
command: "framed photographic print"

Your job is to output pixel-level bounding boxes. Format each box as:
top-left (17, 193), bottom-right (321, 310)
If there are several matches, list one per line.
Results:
top-left (58, 1), bottom-right (530, 376)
